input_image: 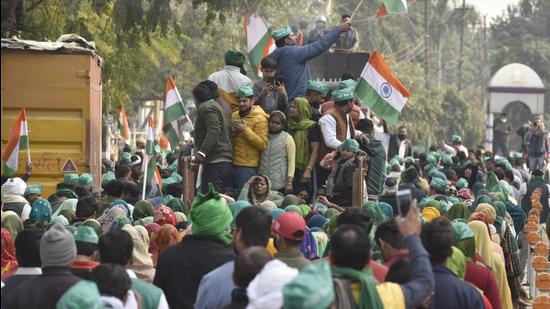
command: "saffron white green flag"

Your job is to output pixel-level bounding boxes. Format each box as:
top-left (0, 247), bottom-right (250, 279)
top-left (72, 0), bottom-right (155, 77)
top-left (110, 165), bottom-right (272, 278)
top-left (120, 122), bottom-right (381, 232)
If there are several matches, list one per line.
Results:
top-left (145, 116), bottom-right (154, 155)
top-left (376, 0), bottom-right (408, 17)
top-left (244, 13), bottom-right (276, 76)
top-left (355, 51), bottom-right (411, 124)
top-left (2, 109), bottom-right (29, 176)
top-left (142, 116), bottom-right (162, 197)
top-left (119, 106), bottom-right (131, 142)
top-left (163, 75), bottom-right (189, 149)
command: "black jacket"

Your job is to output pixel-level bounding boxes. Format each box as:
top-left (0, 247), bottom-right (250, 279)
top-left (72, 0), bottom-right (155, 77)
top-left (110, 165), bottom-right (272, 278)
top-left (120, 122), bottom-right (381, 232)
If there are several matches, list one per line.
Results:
top-left (2, 267), bottom-right (81, 309)
top-left (154, 235), bottom-right (235, 309)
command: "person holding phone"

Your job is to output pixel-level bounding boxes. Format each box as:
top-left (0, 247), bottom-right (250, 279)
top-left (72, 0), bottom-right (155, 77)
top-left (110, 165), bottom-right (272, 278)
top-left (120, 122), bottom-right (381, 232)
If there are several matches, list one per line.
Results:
top-left (252, 57), bottom-right (288, 114)
top-left (526, 117), bottom-right (549, 172)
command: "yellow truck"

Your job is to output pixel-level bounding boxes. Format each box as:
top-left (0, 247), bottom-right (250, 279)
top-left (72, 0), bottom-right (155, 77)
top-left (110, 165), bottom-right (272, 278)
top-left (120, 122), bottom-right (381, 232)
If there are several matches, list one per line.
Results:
top-left (1, 36), bottom-right (103, 195)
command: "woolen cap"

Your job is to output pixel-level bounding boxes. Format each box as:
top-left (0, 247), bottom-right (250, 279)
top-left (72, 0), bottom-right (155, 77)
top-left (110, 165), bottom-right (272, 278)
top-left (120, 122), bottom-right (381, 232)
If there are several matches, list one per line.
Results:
top-left (40, 223), bottom-right (76, 267)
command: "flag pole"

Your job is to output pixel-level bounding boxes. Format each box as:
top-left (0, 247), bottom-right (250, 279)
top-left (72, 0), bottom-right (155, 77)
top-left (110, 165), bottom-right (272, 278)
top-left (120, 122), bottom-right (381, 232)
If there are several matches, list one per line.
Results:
top-left (350, 0), bottom-right (364, 20)
top-left (141, 154), bottom-right (149, 200)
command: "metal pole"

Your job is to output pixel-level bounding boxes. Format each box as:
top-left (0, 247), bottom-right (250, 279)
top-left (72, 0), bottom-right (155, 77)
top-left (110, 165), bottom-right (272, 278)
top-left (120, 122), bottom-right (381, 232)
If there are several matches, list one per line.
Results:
top-left (457, 0), bottom-right (466, 94)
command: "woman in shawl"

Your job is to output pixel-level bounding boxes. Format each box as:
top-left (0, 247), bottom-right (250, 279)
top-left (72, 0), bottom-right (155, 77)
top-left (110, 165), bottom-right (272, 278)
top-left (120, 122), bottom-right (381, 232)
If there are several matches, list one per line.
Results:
top-left (146, 223), bottom-right (161, 254)
top-left (133, 200), bottom-right (154, 221)
top-left (448, 202), bottom-right (470, 221)
top-left (1, 211), bottom-right (23, 241)
top-left (287, 97), bottom-right (320, 193)
top-left (150, 224), bottom-right (180, 265)
top-left (469, 221), bottom-right (513, 309)
top-left (52, 198), bottom-right (78, 217)
top-left (238, 175), bottom-right (283, 206)
top-left (153, 205), bottom-right (176, 226)
top-left (121, 224), bottom-right (155, 283)
top-left (98, 206), bottom-right (127, 233)
top-left (1, 227), bottom-right (18, 276)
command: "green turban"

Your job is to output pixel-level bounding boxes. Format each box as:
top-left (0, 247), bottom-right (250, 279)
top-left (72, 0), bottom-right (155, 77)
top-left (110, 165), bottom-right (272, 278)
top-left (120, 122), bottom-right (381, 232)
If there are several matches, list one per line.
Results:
top-left (332, 87), bottom-right (354, 103)
top-left (102, 171), bottom-right (116, 187)
top-left (224, 50), bottom-right (246, 75)
top-left (189, 184), bottom-right (233, 245)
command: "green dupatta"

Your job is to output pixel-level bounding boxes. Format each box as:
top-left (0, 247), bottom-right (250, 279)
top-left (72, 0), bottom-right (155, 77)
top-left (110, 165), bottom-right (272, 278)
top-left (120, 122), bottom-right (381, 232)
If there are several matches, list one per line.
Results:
top-left (288, 97), bottom-right (316, 170)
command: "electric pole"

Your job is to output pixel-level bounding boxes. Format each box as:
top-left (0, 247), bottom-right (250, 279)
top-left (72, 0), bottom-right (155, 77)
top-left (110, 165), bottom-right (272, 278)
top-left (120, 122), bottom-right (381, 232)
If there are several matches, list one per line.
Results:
top-left (457, 0), bottom-right (466, 94)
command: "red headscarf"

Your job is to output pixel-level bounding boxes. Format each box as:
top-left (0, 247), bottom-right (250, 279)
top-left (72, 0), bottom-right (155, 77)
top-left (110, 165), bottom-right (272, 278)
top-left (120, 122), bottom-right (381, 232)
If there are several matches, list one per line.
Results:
top-left (1, 227), bottom-right (19, 275)
top-left (145, 223), bottom-right (161, 254)
top-left (154, 205), bottom-right (176, 226)
top-left (468, 212), bottom-right (491, 236)
top-left (154, 224), bottom-right (180, 254)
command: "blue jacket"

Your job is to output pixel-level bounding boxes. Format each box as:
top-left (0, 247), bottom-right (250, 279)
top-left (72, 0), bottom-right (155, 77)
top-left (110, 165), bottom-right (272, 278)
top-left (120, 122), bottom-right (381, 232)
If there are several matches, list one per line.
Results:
top-left (430, 266), bottom-right (484, 309)
top-left (269, 27), bottom-right (342, 100)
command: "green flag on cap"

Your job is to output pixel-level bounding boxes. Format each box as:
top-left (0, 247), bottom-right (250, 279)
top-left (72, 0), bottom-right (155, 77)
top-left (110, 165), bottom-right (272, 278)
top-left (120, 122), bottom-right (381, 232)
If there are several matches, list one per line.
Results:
top-left (332, 87), bottom-right (354, 102)
top-left (307, 80), bottom-right (329, 95)
top-left (236, 85), bottom-right (254, 98)
top-left (272, 26), bottom-right (292, 41)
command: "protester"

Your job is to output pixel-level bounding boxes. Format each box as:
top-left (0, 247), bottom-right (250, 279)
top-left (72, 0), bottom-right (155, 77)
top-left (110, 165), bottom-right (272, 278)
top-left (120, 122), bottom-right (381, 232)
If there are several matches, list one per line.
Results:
top-left (388, 126), bottom-right (413, 160)
top-left (231, 85), bottom-right (269, 193)
top-left (24, 184), bottom-right (42, 205)
top-left (195, 206), bottom-right (272, 309)
top-left (2, 224), bottom-right (81, 308)
top-left (325, 139), bottom-right (365, 207)
top-left (70, 225), bottom-right (100, 279)
top-left (191, 82), bottom-right (234, 193)
top-left (335, 14), bottom-right (359, 49)
top-left (305, 80), bottom-right (329, 121)
top-left (259, 111), bottom-right (296, 193)
top-left (269, 22), bottom-right (351, 100)
top-left (2, 177), bottom-right (31, 221)
top-left (92, 263), bottom-right (137, 308)
top-left (526, 117), bottom-right (549, 172)
top-left (493, 113), bottom-right (512, 156)
top-left (252, 57), bottom-right (288, 114)
top-left (208, 50), bottom-right (252, 112)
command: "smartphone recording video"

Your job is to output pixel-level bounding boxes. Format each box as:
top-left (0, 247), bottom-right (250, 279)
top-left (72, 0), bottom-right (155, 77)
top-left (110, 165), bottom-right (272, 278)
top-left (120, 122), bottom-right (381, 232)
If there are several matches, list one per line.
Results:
top-left (396, 189), bottom-right (412, 217)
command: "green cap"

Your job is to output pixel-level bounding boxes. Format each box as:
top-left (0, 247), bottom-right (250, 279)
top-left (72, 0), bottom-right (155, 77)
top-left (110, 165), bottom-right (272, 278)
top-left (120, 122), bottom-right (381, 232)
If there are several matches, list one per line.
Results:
top-left (338, 139), bottom-right (359, 153)
top-left (24, 184), bottom-right (43, 196)
top-left (511, 151), bottom-right (523, 159)
top-left (456, 178), bottom-right (468, 189)
top-left (451, 134), bottom-right (462, 143)
top-left (272, 26), bottom-right (292, 41)
top-left (78, 173), bottom-right (93, 188)
top-left (430, 177), bottom-right (448, 193)
top-left (429, 169), bottom-right (447, 181)
top-left (283, 261), bottom-right (334, 309)
top-left (56, 280), bottom-right (102, 309)
top-left (224, 50), bottom-right (246, 67)
top-left (337, 79), bottom-right (357, 90)
top-left (236, 85), bottom-right (254, 98)
top-left (404, 156), bottom-right (415, 164)
top-left (307, 80), bottom-right (329, 95)
top-left (74, 225), bottom-right (99, 244)
top-left (64, 173), bottom-right (79, 186)
top-left (120, 152), bottom-right (131, 166)
top-left (441, 155), bottom-right (452, 166)
top-left (332, 87), bottom-right (354, 103)
top-left (102, 171), bottom-right (116, 187)
top-left (451, 219), bottom-right (474, 241)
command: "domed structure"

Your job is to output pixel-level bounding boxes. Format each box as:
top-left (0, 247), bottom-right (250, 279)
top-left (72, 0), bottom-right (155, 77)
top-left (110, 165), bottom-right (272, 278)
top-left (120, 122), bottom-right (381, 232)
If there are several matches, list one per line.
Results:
top-left (489, 63), bottom-right (544, 89)
top-left (485, 63), bottom-right (545, 154)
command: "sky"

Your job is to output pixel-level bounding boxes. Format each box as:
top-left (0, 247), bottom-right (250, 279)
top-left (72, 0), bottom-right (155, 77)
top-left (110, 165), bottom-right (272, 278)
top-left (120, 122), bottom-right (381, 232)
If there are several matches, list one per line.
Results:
top-left (466, 0), bottom-right (520, 20)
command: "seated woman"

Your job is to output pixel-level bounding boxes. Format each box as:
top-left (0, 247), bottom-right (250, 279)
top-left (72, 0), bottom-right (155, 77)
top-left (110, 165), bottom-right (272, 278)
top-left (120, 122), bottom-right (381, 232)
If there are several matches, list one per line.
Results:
top-left (238, 175), bottom-right (284, 206)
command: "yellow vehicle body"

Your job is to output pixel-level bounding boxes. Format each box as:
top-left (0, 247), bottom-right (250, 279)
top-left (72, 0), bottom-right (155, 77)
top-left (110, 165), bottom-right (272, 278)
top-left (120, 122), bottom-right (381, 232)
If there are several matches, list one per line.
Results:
top-left (1, 47), bottom-right (102, 196)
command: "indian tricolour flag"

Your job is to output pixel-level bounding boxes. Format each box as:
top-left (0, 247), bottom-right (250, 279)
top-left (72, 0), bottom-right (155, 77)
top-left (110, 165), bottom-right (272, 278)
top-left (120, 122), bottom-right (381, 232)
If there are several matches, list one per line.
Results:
top-left (142, 116), bottom-right (163, 198)
top-left (2, 109), bottom-right (30, 176)
top-left (119, 106), bottom-right (131, 143)
top-left (145, 116), bottom-right (154, 155)
top-left (376, 0), bottom-right (408, 17)
top-left (163, 75), bottom-right (191, 149)
top-left (244, 13), bottom-right (276, 76)
top-left (355, 51), bottom-right (411, 124)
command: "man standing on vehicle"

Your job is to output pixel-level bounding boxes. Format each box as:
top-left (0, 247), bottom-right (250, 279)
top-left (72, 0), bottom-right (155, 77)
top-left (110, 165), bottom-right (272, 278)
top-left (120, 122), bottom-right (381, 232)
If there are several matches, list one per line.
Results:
top-left (269, 21), bottom-right (351, 101)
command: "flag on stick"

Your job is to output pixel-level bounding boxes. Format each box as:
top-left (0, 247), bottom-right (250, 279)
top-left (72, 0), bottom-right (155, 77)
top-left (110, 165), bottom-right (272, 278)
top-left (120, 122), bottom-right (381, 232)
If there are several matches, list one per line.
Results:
top-left (355, 51), bottom-right (411, 124)
top-left (376, 0), bottom-right (408, 17)
top-left (119, 106), bottom-right (131, 142)
top-left (142, 116), bottom-right (163, 199)
top-left (244, 13), bottom-right (276, 76)
top-left (163, 75), bottom-right (191, 149)
top-left (2, 109), bottom-right (29, 176)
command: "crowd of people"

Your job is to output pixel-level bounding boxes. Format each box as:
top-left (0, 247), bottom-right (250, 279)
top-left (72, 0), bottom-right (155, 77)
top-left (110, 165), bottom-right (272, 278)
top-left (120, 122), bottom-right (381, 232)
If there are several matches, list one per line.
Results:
top-left (2, 19), bottom-right (550, 309)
